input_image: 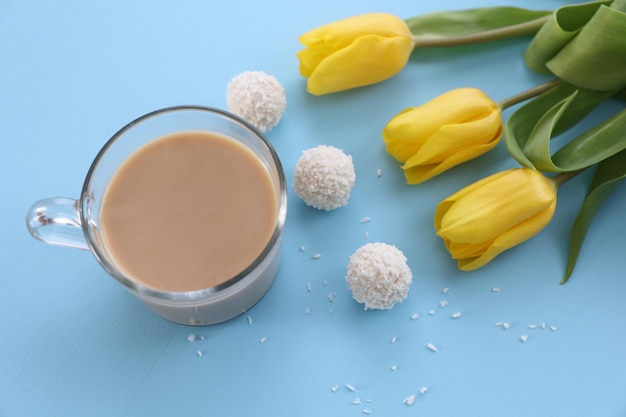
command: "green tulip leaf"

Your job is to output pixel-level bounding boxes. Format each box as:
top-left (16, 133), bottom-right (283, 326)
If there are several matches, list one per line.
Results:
top-left (406, 7), bottom-right (552, 45)
top-left (551, 109), bottom-right (626, 170)
top-left (562, 149), bottom-right (626, 283)
top-left (504, 83), bottom-right (611, 170)
top-left (524, 105), bottom-right (626, 173)
top-left (525, 1), bottom-right (626, 92)
top-left (524, 1), bottom-right (610, 74)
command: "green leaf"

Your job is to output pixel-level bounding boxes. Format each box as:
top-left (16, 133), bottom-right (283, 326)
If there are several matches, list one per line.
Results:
top-left (524, 1), bottom-right (610, 74)
top-left (561, 149), bottom-right (626, 283)
top-left (524, 105), bottom-right (626, 173)
top-left (551, 109), bottom-right (626, 170)
top-left (406, 7), bottom-right (552, 40)
top-left (547, 5), bottom-right (626, 91)
top-left (525, 1), bottom-right (626, 92)
top-left (504, 83), bottom-right (612, 169)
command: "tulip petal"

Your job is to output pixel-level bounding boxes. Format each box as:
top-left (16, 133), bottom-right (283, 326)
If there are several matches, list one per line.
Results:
top-left (458, 198), bottom-right (556, 271)
top-left (406, 109), bottom-right (502, 165)
top-left (402, 140), bottom-right (499, 184)
top-left (438, 170), bottom-right (556, 243)
top-left (305, 34), bottom-right (414, 95)
top-left (299, 13), bottom-right (413, 47)
top-left (297, 12), bottom-right (415, 95)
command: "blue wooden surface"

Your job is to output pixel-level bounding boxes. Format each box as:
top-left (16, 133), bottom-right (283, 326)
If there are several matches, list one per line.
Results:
top-left (2, 1), bottom-right (625, 416)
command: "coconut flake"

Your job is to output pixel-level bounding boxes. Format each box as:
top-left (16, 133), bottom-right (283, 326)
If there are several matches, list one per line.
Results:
top-left (293, 145), bottom-right (356, 211)
top-left (426, 343), bottom-right (438, 352)
top-left (403, 395), bottom-right (416, 406)
top-left (226, 71), bottom-right (286, 132)
top-left (345, 243), bottom-right (412, 310)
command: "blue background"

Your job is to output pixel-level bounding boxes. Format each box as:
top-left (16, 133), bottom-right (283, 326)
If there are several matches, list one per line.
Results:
top-left (2, 0), bottom-right (625, 416)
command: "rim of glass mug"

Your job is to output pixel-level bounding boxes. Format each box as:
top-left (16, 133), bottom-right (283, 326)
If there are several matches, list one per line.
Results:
top-left (26, 105), bottom-right (288, 324)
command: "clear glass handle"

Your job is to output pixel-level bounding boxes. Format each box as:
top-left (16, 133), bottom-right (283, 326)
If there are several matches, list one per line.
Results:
top-left (25, 197), bottom-right (90, 250)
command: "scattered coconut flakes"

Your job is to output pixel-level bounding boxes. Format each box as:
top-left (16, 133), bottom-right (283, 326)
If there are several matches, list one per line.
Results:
top-left (442, 287), bottom-right (449, 294)
top-left (196, 350), bottom-right (203, 357)
top-left (451, 311), bottom-right (462, 319)
top-left (293, 145), bottom-right (356, 211)
top-left (391, 365), bottom-right (397, 371)
top-left (307, 282), bottom-right (312, 292)
top-left (299, 245), bottom-right (306, 252)
top-left (362, 410), bottom-right (372, 415)
top-left (377, 168), bottom-right (383, 177)
top-left (391, 337), bottom-right (397, 344)
top-left (491, 287), bottom-right (501, 292)
top-left (411, 313), bottom-right (419, 320)
top-left (331, 386), bottom-right (339, 393)
top-left (364, 231), bottom-right (370, 240)
top-left (345, 242), bottom-right (412, 310)
top-left (521, 335), bottom-right (529, 343)
top-left (360, 217), bottom-right (371, 224)
top-left (426, 343), bottom-right (438, 352)
top-left (305, 308), bottom-right (310, 315)
top-left (226, 70), bottom-right (286, 132)
top-left (420, 387), bottom-right (428, 395)
top-left (323, 280), bottom-right (328, 286)
top-left (542, 322), bottom-right (546, 329)
top-left (429, 310), bottom-right (435, 316)
top-left (495, 322), bottom-right (503, 327)
top-left (550, 325), bottom-right (558, 332)
top-left (440, 300), bottom-right (449, 308)
top-left (352, 398), bottom-right (362, 405)
top-left (259, 336), bottom-right (268, 343)
top-left (247, 316), bottom-right (253, 325)
top-left (528, 324), bottom-right (538, 330)
top-left (403, 395), bottom-right (416, 406)
top-left (346, 384), bottom-right (356, 392)
top-left (187, 334), bottom-right (197, 342)
top-left (312, 253), bottom-right (321, 259)
top-left (503, 322), bottom-right (511, 330)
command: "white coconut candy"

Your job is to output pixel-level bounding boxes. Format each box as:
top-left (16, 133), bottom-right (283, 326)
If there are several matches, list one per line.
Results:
top-left (293, 145), bottom-right (356, 210)
top-left (345, 242), bottom-right (412, 310)
top-left (226, 70), bottom-right (286, 132)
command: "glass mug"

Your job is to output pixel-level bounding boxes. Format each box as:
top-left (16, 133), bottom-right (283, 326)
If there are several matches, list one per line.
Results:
top-left (26, 106), bottom-right (287, 325)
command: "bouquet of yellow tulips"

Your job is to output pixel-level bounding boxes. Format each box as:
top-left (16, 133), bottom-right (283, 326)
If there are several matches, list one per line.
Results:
top-left (296, 1), bottom-right (626, 282)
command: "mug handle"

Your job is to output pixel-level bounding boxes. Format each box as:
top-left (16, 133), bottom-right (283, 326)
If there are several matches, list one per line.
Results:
top-left (25, 197), bottom-right (90, 250)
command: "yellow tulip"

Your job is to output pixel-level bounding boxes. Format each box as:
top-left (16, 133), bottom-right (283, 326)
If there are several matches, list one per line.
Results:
top-left (383, 88), bottom-right (503, 184)
top-left (434, 168), bottom-right (557, 271)
top-left (296, 13), bottom-right (415, 95)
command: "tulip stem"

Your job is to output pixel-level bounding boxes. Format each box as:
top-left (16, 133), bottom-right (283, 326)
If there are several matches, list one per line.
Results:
top-left (498, 78), bottom-right (563, 110)
top-left (413, 16), bottom-right (550, 48)
top-left (552, 169), bottom-right (586, 187)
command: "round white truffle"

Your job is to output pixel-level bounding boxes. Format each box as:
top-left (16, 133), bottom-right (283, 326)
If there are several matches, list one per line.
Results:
top-left (293, 145), bottom-right (356, 211)
top-left (226, 71), bottom-right (286, 132)
top-left (345, 242), bottom-right (412, 310)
